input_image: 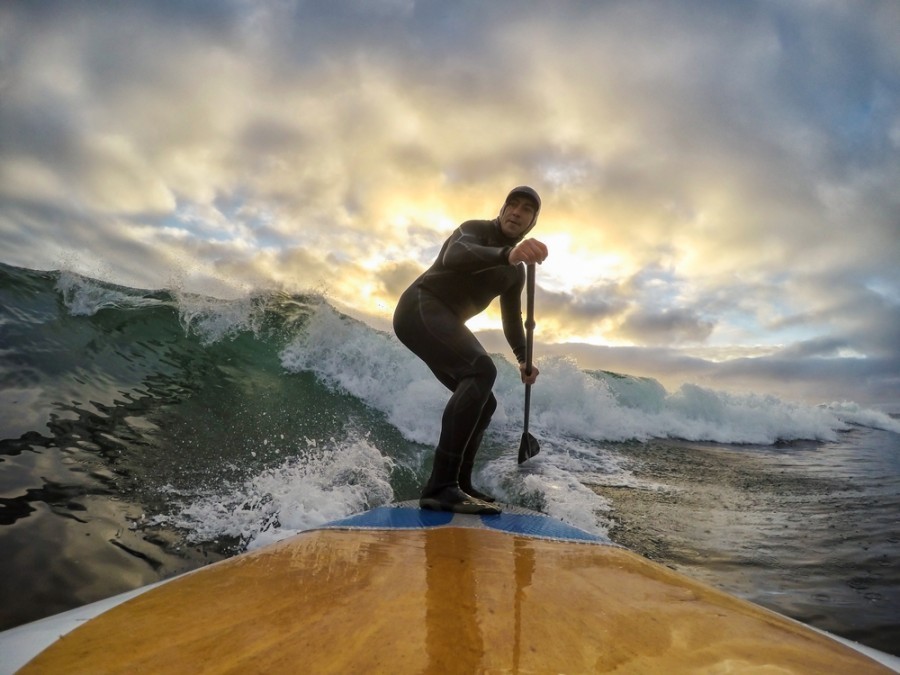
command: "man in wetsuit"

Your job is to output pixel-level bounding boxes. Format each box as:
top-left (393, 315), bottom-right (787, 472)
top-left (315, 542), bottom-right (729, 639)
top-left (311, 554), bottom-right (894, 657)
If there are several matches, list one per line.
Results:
top-left (393, 186), bottom-right (549, 515)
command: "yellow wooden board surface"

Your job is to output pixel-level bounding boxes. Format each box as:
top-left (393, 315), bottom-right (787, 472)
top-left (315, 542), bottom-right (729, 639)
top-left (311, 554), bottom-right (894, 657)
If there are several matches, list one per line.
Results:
top-left (20, 526), bottom-right (893, 674)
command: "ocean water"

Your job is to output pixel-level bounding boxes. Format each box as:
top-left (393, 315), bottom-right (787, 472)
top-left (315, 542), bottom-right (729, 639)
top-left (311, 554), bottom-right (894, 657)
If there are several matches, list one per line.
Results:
top-left (1, 261), bottom-right (898, 655)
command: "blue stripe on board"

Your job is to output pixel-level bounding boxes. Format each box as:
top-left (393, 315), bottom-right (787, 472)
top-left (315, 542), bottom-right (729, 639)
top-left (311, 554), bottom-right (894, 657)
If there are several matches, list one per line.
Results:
top-left (322, 506), bottom-right (454, 530)
top-left (479, 513), bottom-right (605, 542)
top-left (321, 505), bottom-right (605, 543)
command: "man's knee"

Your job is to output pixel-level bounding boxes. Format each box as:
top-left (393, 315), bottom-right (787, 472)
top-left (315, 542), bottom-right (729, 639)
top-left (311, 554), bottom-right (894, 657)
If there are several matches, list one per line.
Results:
top-left (472, 354), bottom-right (497, 387)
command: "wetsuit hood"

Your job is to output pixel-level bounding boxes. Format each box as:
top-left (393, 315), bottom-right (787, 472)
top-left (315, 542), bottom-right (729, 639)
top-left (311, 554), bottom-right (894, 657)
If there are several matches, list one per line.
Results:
top-left (498, 185), bottom-right (541, 241)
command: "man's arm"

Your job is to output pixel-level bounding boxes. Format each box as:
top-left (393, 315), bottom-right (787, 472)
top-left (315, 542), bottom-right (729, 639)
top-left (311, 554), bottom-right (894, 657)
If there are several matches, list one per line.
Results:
top-left (499, 271), bottom-right (528, 364)
top-left (441, 221), bottom-right (513, 272)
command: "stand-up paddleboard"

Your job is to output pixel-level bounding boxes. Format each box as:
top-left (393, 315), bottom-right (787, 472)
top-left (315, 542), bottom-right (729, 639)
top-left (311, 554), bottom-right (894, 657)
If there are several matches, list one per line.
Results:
top-left (2, 503), bottom-right (898, 674)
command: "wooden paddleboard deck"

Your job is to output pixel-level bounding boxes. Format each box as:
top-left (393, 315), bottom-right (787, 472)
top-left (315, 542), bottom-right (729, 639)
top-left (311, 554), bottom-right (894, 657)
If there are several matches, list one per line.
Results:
top-left (13, 504), bottom-right (899, 673)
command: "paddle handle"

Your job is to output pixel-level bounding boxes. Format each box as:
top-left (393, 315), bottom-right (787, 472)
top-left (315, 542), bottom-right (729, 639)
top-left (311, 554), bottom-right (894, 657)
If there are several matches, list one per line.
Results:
top-left (524, 263), bottom-right (535, 375)
top-left (523, 263), bottom-right (536, 432)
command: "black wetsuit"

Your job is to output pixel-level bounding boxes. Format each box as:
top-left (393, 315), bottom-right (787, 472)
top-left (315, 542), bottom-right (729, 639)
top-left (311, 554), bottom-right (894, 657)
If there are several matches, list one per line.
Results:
top-left (393, 218), bottom-right (527, 498)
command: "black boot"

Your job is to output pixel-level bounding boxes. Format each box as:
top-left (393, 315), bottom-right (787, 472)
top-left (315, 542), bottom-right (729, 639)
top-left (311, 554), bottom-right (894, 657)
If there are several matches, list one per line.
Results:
top-left (420, 449), bottom-right (500, 515)
top-left (420, 485), bottom-right (501, 515)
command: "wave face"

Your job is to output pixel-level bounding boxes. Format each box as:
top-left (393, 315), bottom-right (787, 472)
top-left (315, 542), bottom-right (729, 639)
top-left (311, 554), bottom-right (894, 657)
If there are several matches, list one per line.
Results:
top-left (1, 261), bottom-right (897, 552)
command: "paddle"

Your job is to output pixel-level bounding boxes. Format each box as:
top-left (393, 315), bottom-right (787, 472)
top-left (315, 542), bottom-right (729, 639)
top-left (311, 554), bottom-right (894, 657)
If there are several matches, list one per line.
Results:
top-left (518, 263), bottom-right (540, 464)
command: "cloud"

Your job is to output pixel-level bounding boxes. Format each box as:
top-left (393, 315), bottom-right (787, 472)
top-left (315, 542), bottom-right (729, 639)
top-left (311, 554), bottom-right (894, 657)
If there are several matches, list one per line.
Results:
top-left (619, 308), bottom-right (715, 346)
top-left (376, 260), bottom-right (423, 301)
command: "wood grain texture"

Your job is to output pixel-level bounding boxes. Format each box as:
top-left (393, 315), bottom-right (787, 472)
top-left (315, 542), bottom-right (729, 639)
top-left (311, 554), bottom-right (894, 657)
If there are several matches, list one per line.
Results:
top-left (20, 526), bottom-right (892, 674)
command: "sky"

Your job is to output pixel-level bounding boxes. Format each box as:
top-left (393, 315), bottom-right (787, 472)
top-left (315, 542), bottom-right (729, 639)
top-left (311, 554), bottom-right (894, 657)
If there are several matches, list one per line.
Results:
top-left (1, 0), bottom-right (899, 410)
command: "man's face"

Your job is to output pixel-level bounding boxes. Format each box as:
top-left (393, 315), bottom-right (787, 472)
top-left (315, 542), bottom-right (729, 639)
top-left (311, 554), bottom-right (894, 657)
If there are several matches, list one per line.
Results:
top-left (499, 196), bottom-right (537, 238)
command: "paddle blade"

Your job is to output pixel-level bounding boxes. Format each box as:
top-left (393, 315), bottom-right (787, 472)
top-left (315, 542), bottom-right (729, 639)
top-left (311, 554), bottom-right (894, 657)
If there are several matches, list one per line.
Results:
top-left (518, 432), bottom-right (540, 464)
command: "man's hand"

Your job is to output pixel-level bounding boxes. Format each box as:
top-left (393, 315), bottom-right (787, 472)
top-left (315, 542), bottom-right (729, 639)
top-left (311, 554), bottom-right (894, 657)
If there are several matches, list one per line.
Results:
top-left (509, 238), bottom-right (548, 265)
top-left (519, 362), bottom-right (540, 385)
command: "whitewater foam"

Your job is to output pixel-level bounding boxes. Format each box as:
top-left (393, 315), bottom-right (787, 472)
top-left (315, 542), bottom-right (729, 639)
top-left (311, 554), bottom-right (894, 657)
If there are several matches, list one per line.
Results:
top-left (280, 302), bottom-right (447, 444)
top-left (160, 433), bottom-right (395, 551)
top-left (279, 303), bottom-right (890, 446)
top-left (56, 270), bottom-right (168, 316)
top-left (823, 401), bottom-right (900, 435)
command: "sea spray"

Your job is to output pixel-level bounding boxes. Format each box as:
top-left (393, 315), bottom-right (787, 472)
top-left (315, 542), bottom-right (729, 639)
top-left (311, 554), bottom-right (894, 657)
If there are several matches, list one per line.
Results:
top-left (823, 401), bottom-right (900, 434)
top-left (56, 270), bottom-right (170, 316)
top-left (480, 441), bottom-right (623, 539)
top-left (159, 433), bottom-right (395, 551)
top-left (281, 303), bottom-right (869, 446)
top-left (170, 290), bottom-right (319, 345)
top-left (280, 301), bottom-right (447, 444)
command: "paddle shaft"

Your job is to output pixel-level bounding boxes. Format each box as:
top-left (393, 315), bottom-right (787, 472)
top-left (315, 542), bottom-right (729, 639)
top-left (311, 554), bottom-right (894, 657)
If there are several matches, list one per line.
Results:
top-left (523, 263), bottom-right (536, 433)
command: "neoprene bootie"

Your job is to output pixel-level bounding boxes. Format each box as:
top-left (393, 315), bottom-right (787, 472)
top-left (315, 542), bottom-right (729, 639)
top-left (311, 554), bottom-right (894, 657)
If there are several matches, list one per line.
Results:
top-left (421, 449), bottom-right (501, 515)
top-left (420, 486), bottom-right (501, 515)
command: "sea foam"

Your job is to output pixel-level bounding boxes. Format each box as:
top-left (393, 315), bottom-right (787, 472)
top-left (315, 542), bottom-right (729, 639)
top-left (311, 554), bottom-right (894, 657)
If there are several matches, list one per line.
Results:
top-left (280, 302), bottom-right (888, 446)
top-left (160, 433), bottom-right (395, 551)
